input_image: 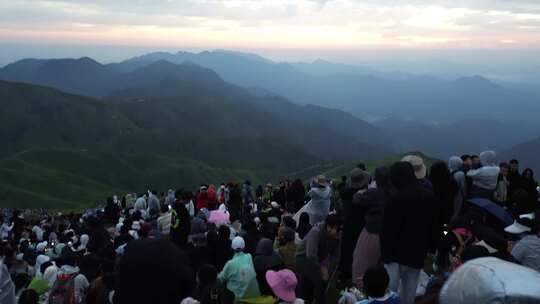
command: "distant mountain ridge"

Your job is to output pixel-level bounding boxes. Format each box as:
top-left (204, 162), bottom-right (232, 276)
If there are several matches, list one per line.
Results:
top-left (102, 50), bottom-right (540, 125)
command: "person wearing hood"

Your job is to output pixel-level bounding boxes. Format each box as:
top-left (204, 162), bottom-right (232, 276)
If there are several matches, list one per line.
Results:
top-left (340, 168), bottom-right (370, 283)
top-left (0, 257), bottom-right (16, 304)
top-left (439, 257), bottom-right (540, 304)
top-left (449, 156), bottom-right (468, 219)
top-left (34, 242), bottom-right (50, 278)
top-left (165, 189), bottom-right (175, 207)
top-left (133, 193), bottom-right (147, 213)
top-left (305, 175), bottom-right (332, 225)
top-left (75, 234), bottom-right (89, 253)
top-left (381, 161), bottom-right (438, 304)
top-left (506, 216), bottom-right (540, 272)
top-left (196, 186), bottom-right (210, 211)
top-left (218, 236), bottom-right (261, 301)
top-left (146, 190), bottom-right (161, 218)
top-left (352, 166), bottom-right (391, 288)
top-left (50, 251), bottom-right (89, 304)
top-left (0, 219), bottom-right (14, 240)
top-left (467, 151), bottom-right (500, 200)
top-left (254, 238), bottom-right (284, 295)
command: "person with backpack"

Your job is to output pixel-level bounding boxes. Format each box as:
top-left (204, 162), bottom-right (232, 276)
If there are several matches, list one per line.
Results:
top-left (48, 251), bottom-right (89, 304)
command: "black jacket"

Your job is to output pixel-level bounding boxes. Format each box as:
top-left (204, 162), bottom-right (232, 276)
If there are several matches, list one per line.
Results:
top-left (354, 187), bottom-right (387, 234)
top-left (381, 183), bottom-right (439, 269)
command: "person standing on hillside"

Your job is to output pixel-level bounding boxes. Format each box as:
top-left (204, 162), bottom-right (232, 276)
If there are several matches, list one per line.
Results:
top-left (288, 179), bottom-right (306, 214)
top-left (449, 156), bottom-right (467, 219)
top-left (133, 193), bottom-right (147, 214)
top-left (381, 162), bottom-right (438, 304)
top-left (207, 185), bottom-right (218, 211)
top-left (146, 190), bottom-right (161, 219)
top-left (429, 161), bottom-right (458, 227)
top-left (352, 166), bottom-right (391, 289)
top-left (305, 175), bottom-right (332, 225)
top-left (508, 159), bottom-right (523, 199)
top-left (217, 183), bottom-right (229, 205)
top-left (521, 168), bottom-right (539, 205)
top-left (339, 168), bottom-right (370, 284)
top-left (467, 151), bottom-right (500, 200)
top-left (242, 181), bottom-right (254, 206)
top-left (401, 155), bottom-right (432, 190)
top-left (494, 163), bottom-right (510, 206)
top-left (196, 185), bottom-right (210, 211)
top-left (170, 197), bottom-right (191, 248)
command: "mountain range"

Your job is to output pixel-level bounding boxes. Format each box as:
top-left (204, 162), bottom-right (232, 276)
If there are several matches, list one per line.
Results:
top-left (107, 50), bottom-right (540, 126)
top-left (0, 59), bottom-right (392, 208)
top-left (4, 50), bottom-right (540, 126)
top-left (1, 50), bottom-right (540, 208)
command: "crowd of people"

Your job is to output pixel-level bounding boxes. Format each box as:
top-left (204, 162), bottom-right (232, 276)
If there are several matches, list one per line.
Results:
top-left (1, 151), bottom-right (540, 304)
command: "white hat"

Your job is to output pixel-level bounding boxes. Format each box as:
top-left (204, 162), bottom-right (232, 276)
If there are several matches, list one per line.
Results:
top-left (520, 213), bottom-right (535, 220)
top-left (271, 201), bottom-right (280, 208)
top-left (402, 155), bottom-right (427, 179)
top-left (231, 236), bottom-right (245, 250)
top-left (504, 218), bottom-right (534, 234)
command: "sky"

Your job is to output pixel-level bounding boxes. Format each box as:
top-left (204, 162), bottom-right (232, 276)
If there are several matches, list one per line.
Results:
top-left (1, 0), bottom-right (540, 73)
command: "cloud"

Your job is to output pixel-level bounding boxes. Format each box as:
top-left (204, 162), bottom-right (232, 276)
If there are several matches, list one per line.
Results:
top-left (0, 0), bottom-right (539, 48)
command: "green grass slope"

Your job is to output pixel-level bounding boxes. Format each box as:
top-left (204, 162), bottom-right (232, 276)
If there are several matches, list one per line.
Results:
top-left (0, 148), bottom-right (273, 209)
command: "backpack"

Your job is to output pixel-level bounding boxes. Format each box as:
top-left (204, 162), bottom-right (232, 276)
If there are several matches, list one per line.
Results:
top-left (48, 273), bottom-right (78, 304)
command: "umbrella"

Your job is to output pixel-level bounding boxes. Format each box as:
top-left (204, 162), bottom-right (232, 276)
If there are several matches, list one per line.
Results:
top-left (467, 198), bottom-right (513, 225)
top-left (208, 210), bottom-right (230, 227)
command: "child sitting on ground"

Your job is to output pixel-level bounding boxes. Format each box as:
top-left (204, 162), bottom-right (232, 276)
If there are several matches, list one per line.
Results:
top-left (357, 266), bottom-right (401, 304)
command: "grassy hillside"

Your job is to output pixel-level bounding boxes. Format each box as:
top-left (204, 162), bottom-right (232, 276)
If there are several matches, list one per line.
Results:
top-left (0, 149), bottom-right (440, 210)
top-left (0, 148), bottom-right (273, 209)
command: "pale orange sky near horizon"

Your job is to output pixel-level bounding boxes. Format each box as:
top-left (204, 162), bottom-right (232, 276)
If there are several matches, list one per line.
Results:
top-left (1, 0), bottom-right (540, 50)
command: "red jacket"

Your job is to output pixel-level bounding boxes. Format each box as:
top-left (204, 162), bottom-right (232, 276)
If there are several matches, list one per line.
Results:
top-left (196, 191), bottom-right (209, 210)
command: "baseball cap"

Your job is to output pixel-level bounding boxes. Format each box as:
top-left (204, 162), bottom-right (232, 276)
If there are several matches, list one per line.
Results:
top-left (231, 236), bottom-right (245, 251)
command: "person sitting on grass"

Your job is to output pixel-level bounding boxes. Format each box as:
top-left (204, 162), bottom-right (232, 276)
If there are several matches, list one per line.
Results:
top-left (358, 266), bottom-right (401, 304)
